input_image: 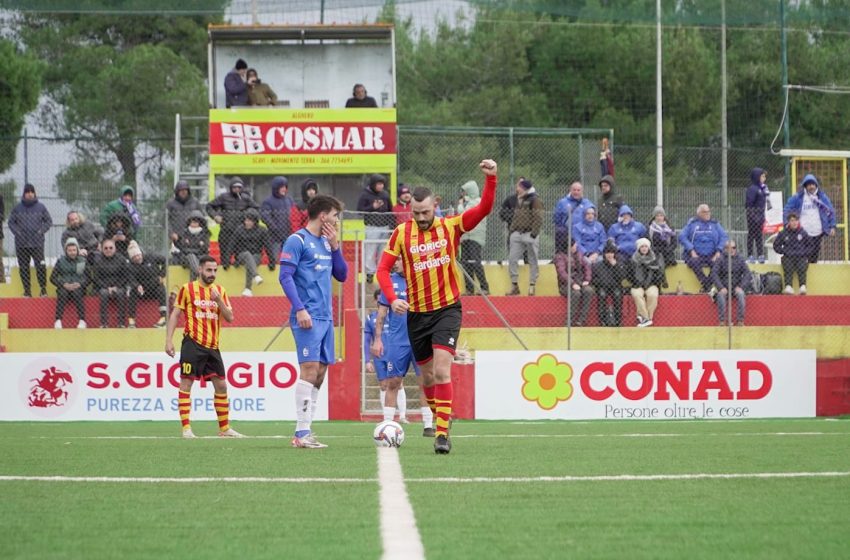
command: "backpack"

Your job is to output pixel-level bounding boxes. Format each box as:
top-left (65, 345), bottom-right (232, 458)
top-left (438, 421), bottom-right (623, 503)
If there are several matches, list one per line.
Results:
top-left (761, 272), bottom-right (782, 295)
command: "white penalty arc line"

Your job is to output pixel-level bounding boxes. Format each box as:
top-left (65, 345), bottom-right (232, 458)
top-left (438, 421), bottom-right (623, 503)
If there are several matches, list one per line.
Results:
top-left (376, 448), bottom-right (425, 560)
top-left (2, 471), bottom-right (850, 484)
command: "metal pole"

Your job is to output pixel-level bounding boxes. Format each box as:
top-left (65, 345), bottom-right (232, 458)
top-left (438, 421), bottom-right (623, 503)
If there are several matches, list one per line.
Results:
top-left (23, 127), bottom-right (28, 187)
top-left (780, 0), bottom-right (791, 195)
top-left (721, 0), bottom-right (729, 209)
top-left (655, 0), bottom-right (664, 207)
top-left (578, 134), bottom-right (585, 190)
top-left (320, 0), bottom-right (326, 24)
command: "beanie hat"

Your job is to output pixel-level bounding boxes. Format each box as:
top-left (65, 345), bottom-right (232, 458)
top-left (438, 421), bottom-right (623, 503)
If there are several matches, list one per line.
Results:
top-left (635, 237), bottom-right (651, 251)
top-left (235, 59), bottom-right (248, 70)
top-left (23, 183), bottom-right (36, 194)
top-left (603, 240), bottom-right (618, 254)
top-left (229, 177), bottom-right (244, 189)
top-left (399, 185), bottom-right (411, 195)
top-left (653, 206), bottom-right (666, 218)
top-left (127, 240), bottom-right (143, 259)
top-left (519, 179), bottom-right (533, 190)
top-left (271, 176), bottom-right (288, 189)
top-left (64, 237), bottom-right (80, 249)
top-left (174, 180), bottom-right (190, 194)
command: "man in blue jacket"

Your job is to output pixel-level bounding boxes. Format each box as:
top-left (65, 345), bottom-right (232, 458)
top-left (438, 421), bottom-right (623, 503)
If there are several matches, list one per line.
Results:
top-left (783, 174), bottom-right (836, 263)
top-left (260, 176), bottom-right (293, 269)
top-left (607, 204), bottom-right (647, 259)
top-left (678, 204), bottom-right (727, 293)
top-left (8, 183), bottom-right (53, 297)
top-left (553, 181), bottom-right (594, 250)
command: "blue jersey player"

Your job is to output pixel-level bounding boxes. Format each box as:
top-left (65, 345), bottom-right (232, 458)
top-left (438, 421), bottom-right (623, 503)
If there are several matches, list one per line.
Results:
top-left (370, 266), bottom-right (435, 436)
top-left (279, 194), bottom-right (347, 449)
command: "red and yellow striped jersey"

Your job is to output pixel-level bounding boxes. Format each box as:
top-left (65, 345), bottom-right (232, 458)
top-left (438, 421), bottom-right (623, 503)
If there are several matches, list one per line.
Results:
top-left (384, 215), bottom-right (465, 312)
top-left (175, 281), bottom-right (231, 349)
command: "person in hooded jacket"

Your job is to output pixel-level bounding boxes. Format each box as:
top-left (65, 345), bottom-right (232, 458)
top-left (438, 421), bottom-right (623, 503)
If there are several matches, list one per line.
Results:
top-left (61, 210), bottom-right (102, 262)
top-left (357, 173), bottom-right (392, 283)
top-left (100, 185), bottom-right (141, 236)
top-left (744, 167), bottom-right (771, 263)
top-left (103, 211), bottom-right (134, 257)
top-left (678, 204), bottom-right (728, 292)
top-left (456, 180), bottom-right (490, 295)
top-left (648, 206), bottom-right (677, 267)
top-left (630, 237), bottom-right (664, 327)
top-left (260, 176), bottom-right (293, 268)
top-left (572, 205), bottom-right (606, 265)
top-left (290, 178), bottom-right (318, 235)
top-left (231, 208), bottom-right (271, 296)
top-left (174, 210), bottom-right (210, 281)
top-left (783, 173), bottom-right (836, 263)
top-left (597, 175), bottom-right (624, 230)
top-left (591, 240), bottom-right (627, 327)
top-left (206, 177), bottom-right (259, 268)
top-left (51, 237), bottom-right (89, 329)
top-left (166, 180), bottom-right (201, 245)
top-left (608, 204), bottom-right (647, 260)
top-left (8, 183), bottom-right (52, 297)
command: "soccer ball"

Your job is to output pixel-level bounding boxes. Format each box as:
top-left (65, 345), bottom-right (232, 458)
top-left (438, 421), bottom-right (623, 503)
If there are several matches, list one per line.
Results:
top-left (373, 420), bottom-right (405, 448)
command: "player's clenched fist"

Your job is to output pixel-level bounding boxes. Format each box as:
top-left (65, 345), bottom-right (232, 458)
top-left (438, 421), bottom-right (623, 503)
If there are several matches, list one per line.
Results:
top-left (479, 159), bottom-right (498, 175)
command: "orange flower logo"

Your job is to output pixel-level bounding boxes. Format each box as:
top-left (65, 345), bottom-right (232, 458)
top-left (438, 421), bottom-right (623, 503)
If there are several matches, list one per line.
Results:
top-left (521, 353), bottom-right (574, 410)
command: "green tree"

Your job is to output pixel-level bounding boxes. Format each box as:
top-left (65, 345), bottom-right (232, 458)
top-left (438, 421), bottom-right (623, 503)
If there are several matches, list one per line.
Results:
top-left (0, 39), bottom-right (43, 174)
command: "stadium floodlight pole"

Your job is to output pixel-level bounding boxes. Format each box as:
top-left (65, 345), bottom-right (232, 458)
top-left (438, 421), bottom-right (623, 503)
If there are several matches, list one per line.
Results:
top-left (655, 0), bottom-right (664, 207)
top-left (720, 0), bottom-right (728, 210)
top-left (459, 267), bottom-right (528, 351)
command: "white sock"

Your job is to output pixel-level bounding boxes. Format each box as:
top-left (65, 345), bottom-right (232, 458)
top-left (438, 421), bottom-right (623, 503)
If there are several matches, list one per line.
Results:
top-left (382, 406), bottom-right (395, 422)
top-left (397, 386), bottom-right (407, 419)
top-left (311, 385), bottom-right (319, 419)
top-left (421, 406), bottom-right (434, 429)
top-left (295, 379), bottom-right (314, 434)
top-left (379, 389), bottom-right (386, 408)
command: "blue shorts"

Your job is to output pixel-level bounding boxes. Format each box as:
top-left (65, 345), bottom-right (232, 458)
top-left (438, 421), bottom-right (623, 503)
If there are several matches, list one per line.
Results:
top-left (292, 319), bottom-right (335, 365)
top-left (374, 345), bottom-right (420, 381)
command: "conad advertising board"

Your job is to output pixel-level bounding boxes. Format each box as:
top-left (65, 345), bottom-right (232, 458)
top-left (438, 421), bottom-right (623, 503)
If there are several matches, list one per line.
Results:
top-left (0, 352), bottom-right (320, 421)
top-left (475, 350), bottom-right (816, 420)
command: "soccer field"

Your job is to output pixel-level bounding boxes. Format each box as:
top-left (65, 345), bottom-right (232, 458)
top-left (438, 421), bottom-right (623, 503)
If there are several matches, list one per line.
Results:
top-left (2, 419), bottom-right (849, 559)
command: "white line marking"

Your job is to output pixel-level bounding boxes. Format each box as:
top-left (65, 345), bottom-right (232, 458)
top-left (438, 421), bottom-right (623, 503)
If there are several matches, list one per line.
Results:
top-left (376, 448), bottom-right (425, 560)
top-left (0, 476), bottom-right (372, 483)
top-left (411, 471), bottom-right (850, 483)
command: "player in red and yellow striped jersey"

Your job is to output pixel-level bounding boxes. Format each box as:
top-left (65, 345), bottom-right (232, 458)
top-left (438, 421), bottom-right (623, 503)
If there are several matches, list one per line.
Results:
top-left (165, 255), bottom-right (243, 439)
top-left (377, 159), bottom-right (498, 454)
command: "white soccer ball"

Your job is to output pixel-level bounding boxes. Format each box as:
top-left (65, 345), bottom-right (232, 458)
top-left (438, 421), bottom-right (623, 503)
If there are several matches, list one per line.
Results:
top-left (373, 420), bottom-right (405, 448)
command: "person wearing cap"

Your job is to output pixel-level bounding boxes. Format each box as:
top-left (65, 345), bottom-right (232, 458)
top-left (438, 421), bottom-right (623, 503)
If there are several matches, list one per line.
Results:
top-left (506, 177), bottom-right (543, 296)
top-left (773, 212), bottom-right (813, 295)
top-left (393, 184), bottom-right (414, 226)
top-left (630, 237), bottom-right (664, 327)
top-left (571, 204), bottom-right (606, 265)
top-left (648, 206), bottom-right (677, 268)
top-left (290, 178), bottom-right (319, 233)
top-left (50, 237), bottom-right (89, 329)
top-left (456, 180), bottom-right (490, 295)
top-left (126, 240), bottom-right (168, 328)
top-left (103, 211), bottom-right (134, 257)
top-left (8, 183), bottom-right (53, 297)
top-left (607, 204), bottom-right (647, 259)
top-left (260, 176), bottom-right (293, 268)
top-left (207, 176), bottom-right (259, 269)
top-left (166, 180), bottom-right (201, 244)
top-left (100, 185), bottom-right (141, 236)
top-left (231, 208), bottom-right (270, 296)
top-left (174, 210), bottom-right (210, 281)
top-left (783, 173), bottom-right (836, 263)
top-left (357, 173), bottom-right (392, 284)
top-left (91, 238), bottom-right (130, 328)
top-left (710, 240), bottom-right (751, 326)
top-left (591, 240), bottom-right (628, 327)
top-left (224, 58), bottom-right (249, 108)
top-left (678, 204), bottom-right (728, 293)
top-left (597, 175), bottom-right (624, 230)
top-left (554, 237), bottom-right (593, 327)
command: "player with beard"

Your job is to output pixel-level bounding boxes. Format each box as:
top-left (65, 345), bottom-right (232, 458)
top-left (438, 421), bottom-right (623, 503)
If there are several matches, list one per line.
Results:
top-left (376, 159), bottom-right (498, 454)
top-left (165, 255), bottom-right (243, 439)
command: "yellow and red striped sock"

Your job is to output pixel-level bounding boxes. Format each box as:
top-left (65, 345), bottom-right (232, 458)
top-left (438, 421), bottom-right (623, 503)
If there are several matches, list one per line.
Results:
top-left (214, 392), bottom-right (230, 432)
top-left (433, 382), bottom-right (453, 437)
top-left (423, 384), bottom-right (437, 416)
top-left (178, 390), bottom-right (191, 430)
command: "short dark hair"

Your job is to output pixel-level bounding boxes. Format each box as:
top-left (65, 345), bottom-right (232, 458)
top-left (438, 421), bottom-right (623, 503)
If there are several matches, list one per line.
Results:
top-left (307, 195), bottom-right (343, 220)
top-left (235, 59), bottom-right (248, 70)
top-left (353, 83), bottom-right (366, 95)
top-left (199, 255), bottom-right (217, 268)
top-left (412, 186), bottom-right (433, 202)
top-left (787, 212), bottom-right (799, 220)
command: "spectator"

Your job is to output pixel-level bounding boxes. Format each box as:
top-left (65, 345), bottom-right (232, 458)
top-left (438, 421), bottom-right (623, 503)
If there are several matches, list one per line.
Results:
top-left (103, 211), bottom-right (134, 257)
top-left (498, 186), bottom-right (523, 265)
top-left (597, 175), bottom-right (624, 230)
top-left (100, 185), bottom-right (141, 236)
top-left (363, 289), bottom-right (380, 379)
top-left (456, 180), bottom-right (490, 295)
top-left (61, 210), bottom-right (102, 261)
top-left (290, 178), bottom-right (318, 233)
top-left (51, 237), bottom-right (88, 329)
top-left (0, 192), bottom-right (4, 281)
top-left (260, 176), bottom-right (293, 268)
top-left (224, 58), bottom-right (249, 108)
top-left (648, 206), bottom-right (677, 267)
top-left (506, 178), bottom-right (543, 296)
top-left (92, 239), bottom-right (129, 328)
top-left (591, 240), bottom-right (627, 327)
top-left (745, 167), bottom-right (771, 263)
top-left (393, 184), bottom-right (413, 226)
top-left (357, 173), bottom-right (392, 284)
top-left (678, 204), bottom-right (727, 292)
top-left (434, 195), bottom-right (445, 218)
top-left (599, 137), bottom-right (614, 177)
top-left (173, 210), bottom-right (210, 281)
top-left (246, 68), bottom-right (278, 106)
top-left (711, 240), bottom-right (751, 326)
top-left (630, 237), bottom-right (664, 327)
top-left (572, 205), bottom-right (606, 265)
top-left (231, 208), bottom-right (270, 296)
top-left (554, 238), bottom-right (592, 327)
top-left (345, 83), bottom-right (378, 108)
top-left (553, 181), bottom-right (594, 250)
top-left (783, 173), bottom-right (836, 263)
top-left (206, 177), bottom-right (259, 269)
top-left (8, 183), bottom-right (52, 297)
top-left (166, 180), bottom-right (201, 246)
top-left (773, 212), bottom-right (812, 295)
top-left (127, 240), bottom-right (167, 328)
top-left (608, 205), bottom-right (647, 260)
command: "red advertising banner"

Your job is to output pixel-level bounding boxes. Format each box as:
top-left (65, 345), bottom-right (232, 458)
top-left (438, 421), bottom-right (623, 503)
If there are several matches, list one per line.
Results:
top-left (210, 122), bottom-right (397, 155)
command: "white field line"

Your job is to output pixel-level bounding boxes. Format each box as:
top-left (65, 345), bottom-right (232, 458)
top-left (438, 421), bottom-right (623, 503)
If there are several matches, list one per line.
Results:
top-left (376, 448), bottom-right (425, 560)
top-left (2, 471), bottom-right (850, 484)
